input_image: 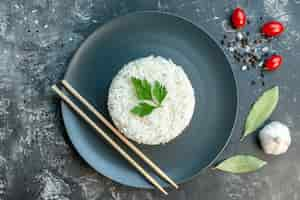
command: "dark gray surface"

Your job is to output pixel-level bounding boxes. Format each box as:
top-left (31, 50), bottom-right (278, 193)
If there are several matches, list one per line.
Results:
top-left (0, 0), bottom-right (299, 199)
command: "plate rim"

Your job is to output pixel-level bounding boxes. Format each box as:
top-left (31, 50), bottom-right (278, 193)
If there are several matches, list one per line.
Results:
top-left (61, 10), bottom-right (239, 189)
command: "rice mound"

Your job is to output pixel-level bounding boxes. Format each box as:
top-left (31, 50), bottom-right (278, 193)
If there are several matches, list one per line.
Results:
top-left (108, 55), bottom-right (195, 145)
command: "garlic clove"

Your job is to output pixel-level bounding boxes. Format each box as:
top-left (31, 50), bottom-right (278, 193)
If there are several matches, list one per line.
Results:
top-left (259, 121), bottom-right (291, 155)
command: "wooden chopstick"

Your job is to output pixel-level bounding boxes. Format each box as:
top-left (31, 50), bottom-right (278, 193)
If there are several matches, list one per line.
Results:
top-left (52, 85), bottom-right (168, 195)
top-left (61, 80), bottom-right (179, 189)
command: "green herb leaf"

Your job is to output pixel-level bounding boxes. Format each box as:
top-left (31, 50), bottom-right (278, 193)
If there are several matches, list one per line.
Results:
top-left (131, 77), bottom-right (152, 100)
top-left (242, 86), bottom-right (279, 140)
top-left (130, 102), bottom-right (156, 117)
top-left (130, 77), bottom-right (168, 117)
top-left (214, 155), bottom-right (267, 174)
top-left (152, 81), bottom-right (168, 105)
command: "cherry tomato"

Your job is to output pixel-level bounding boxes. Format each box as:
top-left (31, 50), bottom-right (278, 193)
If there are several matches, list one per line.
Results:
top-left (261, 21), bottom-right (284, 37)
top-left (264, 55), bottom-right (283, 71)
top-left (231, 7), bottom-right (247, 29)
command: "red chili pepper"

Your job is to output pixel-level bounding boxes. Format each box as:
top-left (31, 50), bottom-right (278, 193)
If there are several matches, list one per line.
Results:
top-left (231, 7), bottom-right (247, 29)
top-left (264, 55), bottom-right (283, 71)
top-left (261, 21), bottom-right (284, 37)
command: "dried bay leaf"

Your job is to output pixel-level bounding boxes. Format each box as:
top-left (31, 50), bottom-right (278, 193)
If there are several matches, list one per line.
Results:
top-left (214, 155), bottom-right (267, 173)
top-left (242, 86), bottom-right (279, 140)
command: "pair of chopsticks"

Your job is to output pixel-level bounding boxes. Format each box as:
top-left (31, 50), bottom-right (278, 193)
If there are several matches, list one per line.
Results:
top-left (52, 80), bottom-right (178, 195)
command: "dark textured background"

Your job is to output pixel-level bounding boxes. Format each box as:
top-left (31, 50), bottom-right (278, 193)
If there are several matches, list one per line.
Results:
top-left (0, 0), bottom-right (299, 199)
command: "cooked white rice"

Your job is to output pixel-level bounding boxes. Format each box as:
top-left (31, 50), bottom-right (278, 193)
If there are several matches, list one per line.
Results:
top-left (108, 55), bottom-right (195, 145)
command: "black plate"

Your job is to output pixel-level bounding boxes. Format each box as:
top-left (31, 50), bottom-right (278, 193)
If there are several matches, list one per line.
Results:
top-left (61, 11), bottom-right (238, 188)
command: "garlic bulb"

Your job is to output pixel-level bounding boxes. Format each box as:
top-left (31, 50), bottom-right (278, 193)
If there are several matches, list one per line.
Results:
top-left (259, 121), bottom-right (291, 155)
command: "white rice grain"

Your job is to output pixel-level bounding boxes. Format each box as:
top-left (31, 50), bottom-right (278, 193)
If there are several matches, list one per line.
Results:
top-left (108, 55), bottom-right (195, 145)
